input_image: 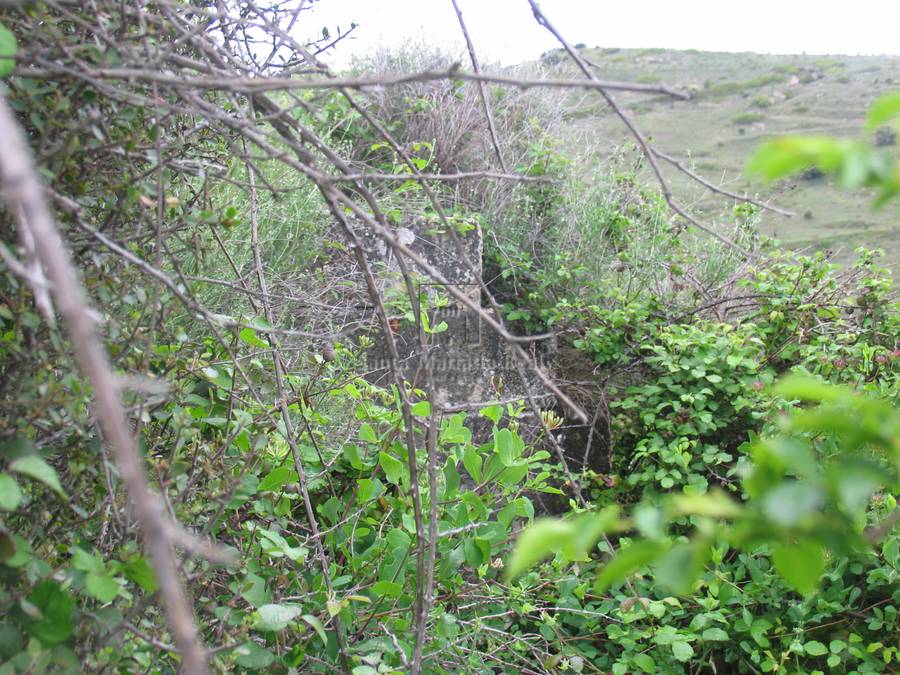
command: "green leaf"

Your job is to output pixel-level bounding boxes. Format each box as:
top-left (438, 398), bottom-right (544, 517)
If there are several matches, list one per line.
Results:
top-left (85, 573), bottom-right (119, 603)
top-left (257, 466), bottom-right (295, 492)
top-left (670, 490), bottom-right (741, 518)
top-left (3, 533), bottom-right (31, 567)
top-left (594, 540), bottom-right (666, 594)
top-left (372, 580), bottom-right (402, 598)
top-left (302, 614), bottom-right (328, 645)
top-left (672, 641), bottom-right (694, 662)
top-left (379, 451), bottom-right (405, 486)
top-left (654, 541), bottom-right (707, 595)
top-left (71, 547), bottom-right (104, 574)
top-left (750, 618), bottom-right (772, 648)
top-left (23, 581), bottom-right (75, 646)
top-left (234, 642), bottom-right (275, 669)
top-left (9, 456), bottom-right (66, 498)
top-left (774, 375), bottom-right (845, 403)
top-left (761, 482), bottom-right (821, 527)
top-left (0, 474), bottom-right (21, 511)
top-left (462, 445), bottom-right (482, 482)
top-left (494, 428), bottom-right (516, 466)
top-left (238, 573), bottom-right (270, 608)
top-left (463, 537), bottom-right (485, 568)
top-left (804, 640), bottom-right (828, 656)
top-left (747, 136), bottom-right (848, 181)
top-left (702, 628), bottom-right (729, 641)
top-left (0, 22), bottom-right (16, 78)
top-left (505, 518), bottom-right (575, 579)
top-left (410, 400), bottom-right (431, 417)
top-left (632, 653), bottom-right (656, 673)
top-left (479, 404), bottom-right (503, 424)
top-left (443, 460), bottom-right (460, 499)
top-left (123, 556), bottom-right (158, 593)
top-left (238, 327), bottom-right (268, 348)
top-left (867, 92), bottom-right (900, 130)
top-left (255, 604), bottom-right (302, 632)
top-left (772, 539), bottom-right (824, 595)
top-left (249, 316), bottom-right (271, 331)
top-left (359, 423), bottom-right (378, 443)
top-left (357, 478), bottom-right (382, 502)
top-left (255, 527), bottom-right (307, 562)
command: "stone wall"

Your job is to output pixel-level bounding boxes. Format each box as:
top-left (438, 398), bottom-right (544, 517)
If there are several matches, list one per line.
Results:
top-left (360, 218), bottom-right (548, 408)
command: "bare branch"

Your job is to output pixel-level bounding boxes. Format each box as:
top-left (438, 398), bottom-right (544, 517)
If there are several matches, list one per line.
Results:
top-left (0, 94), bottom-right (208, 674)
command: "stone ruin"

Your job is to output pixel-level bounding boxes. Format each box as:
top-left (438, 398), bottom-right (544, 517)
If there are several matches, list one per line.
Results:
top-left (359, 218), bottom-right (550, 410)
top-left (356, 219), bottom-right (607, 508)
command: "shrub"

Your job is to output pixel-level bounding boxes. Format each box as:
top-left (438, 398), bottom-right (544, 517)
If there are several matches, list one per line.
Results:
top-left (875, 125), bottom-right (897, 146)
top-left (733, 111), bottom-right (765, 125)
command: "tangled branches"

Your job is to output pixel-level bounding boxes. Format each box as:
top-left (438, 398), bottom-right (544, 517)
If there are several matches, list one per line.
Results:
top-left (0, 1), bottom-right (795, 672)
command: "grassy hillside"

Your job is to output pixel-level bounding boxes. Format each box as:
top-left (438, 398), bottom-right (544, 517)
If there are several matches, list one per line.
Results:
top-left (551, 48), bottom-right (900, 268)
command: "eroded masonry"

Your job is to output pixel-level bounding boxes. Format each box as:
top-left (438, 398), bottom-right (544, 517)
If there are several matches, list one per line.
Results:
top-left (361, 218), bottom-right (550, 408)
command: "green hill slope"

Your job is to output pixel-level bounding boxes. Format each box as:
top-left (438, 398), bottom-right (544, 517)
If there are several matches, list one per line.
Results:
top-left (553, 48), bottom-right (900, 268)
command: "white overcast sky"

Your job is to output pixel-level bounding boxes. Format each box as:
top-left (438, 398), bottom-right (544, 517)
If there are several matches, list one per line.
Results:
top-left (301, 0), bottom-right (900, 66)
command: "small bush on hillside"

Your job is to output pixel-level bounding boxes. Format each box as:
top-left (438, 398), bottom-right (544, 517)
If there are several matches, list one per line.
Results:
top-left (733, 111), bottom-right (765, 125)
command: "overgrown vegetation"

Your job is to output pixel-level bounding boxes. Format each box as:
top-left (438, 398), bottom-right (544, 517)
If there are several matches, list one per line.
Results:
top-left (0, 3), bottom-right (896, 675)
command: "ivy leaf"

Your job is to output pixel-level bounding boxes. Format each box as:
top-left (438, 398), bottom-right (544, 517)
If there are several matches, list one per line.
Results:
top-left (238, 573), bottom-right (270, 608)
top-left (750, 618), bottom-right (772, 647)
top-left (9, 456), bottom-right (66, 498)
top-left (773, 540), bottom-right (824, 595)
top-left (356, 478), bottom-right (382, 502)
